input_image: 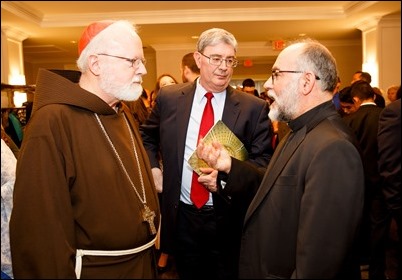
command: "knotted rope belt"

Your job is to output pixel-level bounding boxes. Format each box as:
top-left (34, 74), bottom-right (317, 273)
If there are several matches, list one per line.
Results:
top-left (75, 236), bottom-right (157, 279)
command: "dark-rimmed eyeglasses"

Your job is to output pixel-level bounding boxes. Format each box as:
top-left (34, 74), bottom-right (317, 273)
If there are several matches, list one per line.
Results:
top-left (271, 69), bottom-right (320, 84)
top-left (97, 53), bottom-right (146, 68)
top-left (200, 53), bottom-right (238, 68)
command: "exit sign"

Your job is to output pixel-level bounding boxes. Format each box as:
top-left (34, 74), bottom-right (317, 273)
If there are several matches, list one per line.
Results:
top-left (273, 40), bottom-right (285, 50)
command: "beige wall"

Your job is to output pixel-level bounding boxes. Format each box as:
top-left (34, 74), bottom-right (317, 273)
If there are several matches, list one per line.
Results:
top-left (378, 13), bottom-right (401, 91)
top-left (327, 43), bottom-right (363, 88)
top-left (19, 39), bottom-right (373, 95)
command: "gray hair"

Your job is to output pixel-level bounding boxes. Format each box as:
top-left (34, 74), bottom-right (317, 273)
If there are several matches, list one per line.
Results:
top-left (196, 28), bottom-right (238, 54)
top-left (291, 38), bottom-right (338, 93)
top-left (76, 20), bottom-right (138, 72)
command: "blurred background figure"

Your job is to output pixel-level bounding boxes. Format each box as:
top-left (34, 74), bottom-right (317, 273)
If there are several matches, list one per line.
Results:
top-left (151, 73), bottom-right (179, 274)
top-left (342, 80), bottom-right (385, 279)
top-left (332, 76), bottom-right (342, 111)
top-left (351, 70), bottom-right (385, 108)
top-left (351, 70), bottom-right (372, 84)
top-left (1, 125), bottom-right (19, 158)
top-left (181, 52), bottom-right (200, 83)
top-left (338, 86), bottom-right (359, 116)
top-left (372, 87), bottom-right (386, 108)
top-left (124, 88), bottom-right (152, 126)
top-left (1, 138), bottom-right (17, 279)
top-left (151, 73), bottom-right (178, 108)
top-left (241, 78), bottom-right (259, 97)
top-left (377, 98), bottom-right (401, 280)
top-left (386, 85), bottom-right (401, 104)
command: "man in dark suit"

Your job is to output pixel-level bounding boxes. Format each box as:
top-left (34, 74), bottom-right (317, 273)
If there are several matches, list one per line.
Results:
top-left (377, 98), bottom-right (401, 279)
top-left (342, 80), bottom-right (385, 278)
top-left (197, 39), bottom-right (365, 278)
top-left (140, 28), bottom-right (272, 279)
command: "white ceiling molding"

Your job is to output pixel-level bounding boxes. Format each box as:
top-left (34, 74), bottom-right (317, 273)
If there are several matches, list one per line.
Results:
top-left (344, 1), bottom-right (379, 15)
top-left (1, 26), bottom-right (28, 42)
top-left (1, 1), bottom-right (43, 25)
top-left (40, 7), bottom-right (347, 27)
top-left (379, 12), bottom-right (402, 27)
top-left (3, 1), bottom-right (348, 28)
top-left (356, 18), bottom-right (381, 32)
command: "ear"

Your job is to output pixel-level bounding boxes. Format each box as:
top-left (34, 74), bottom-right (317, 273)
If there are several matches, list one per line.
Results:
top-left (352, 96), bottom-right (361, 105)
top-left (194, 52), bottom-right (202, 69)
top-left (301, 72), bottom-right (315, 95)
top-left (88, 54), bottom-right (101, 76)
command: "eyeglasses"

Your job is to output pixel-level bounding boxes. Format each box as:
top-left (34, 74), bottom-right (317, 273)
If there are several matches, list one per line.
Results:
top-left (97, 53), bottom-right (146, 68)
top-left (200, 53), bottom-right (238, 68)
top-left (271, 69), bottom-right (320, 84)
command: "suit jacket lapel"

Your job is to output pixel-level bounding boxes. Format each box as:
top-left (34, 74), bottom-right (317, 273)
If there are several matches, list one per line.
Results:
top-left (221, 86), bottom-right (240, 129)
top-left (177, 83), bottom-right (197, 173)
top-left (244, 126), bottom-right (307, 224)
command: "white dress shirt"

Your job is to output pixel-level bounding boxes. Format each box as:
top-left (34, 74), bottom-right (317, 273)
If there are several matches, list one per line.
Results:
top-left (180, 80), bottom-right (226, 205)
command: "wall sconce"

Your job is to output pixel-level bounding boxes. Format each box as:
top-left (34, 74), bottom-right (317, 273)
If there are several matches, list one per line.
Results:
top-left (13, 91), bottom-right (27, 107)
top-left (9, 74), bottom-right (26, 86)
top-left (362, 60), bottom-right (378, 87)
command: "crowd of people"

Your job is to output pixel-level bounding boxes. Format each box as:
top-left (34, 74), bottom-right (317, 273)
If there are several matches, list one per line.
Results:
top-left (1, 19), bottom-right (400, 280)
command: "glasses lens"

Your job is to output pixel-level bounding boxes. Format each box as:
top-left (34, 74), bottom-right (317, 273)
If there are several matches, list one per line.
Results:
top-left (205, 54), bottom-right (237, 68)
top-left (133, 58), bottom-right (146, 67)
top-left (229, 59), bottom-right (238, 68)
top-left (209, 56), bottom-right (222, 66)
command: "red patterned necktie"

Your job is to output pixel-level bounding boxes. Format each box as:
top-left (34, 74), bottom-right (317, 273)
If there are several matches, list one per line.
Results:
top-left (190, 92), bottom-right (214, 208)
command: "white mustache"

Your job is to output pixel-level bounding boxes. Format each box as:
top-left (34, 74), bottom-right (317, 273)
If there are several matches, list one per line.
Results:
top-left (132, 76), bottom-right (143, 84)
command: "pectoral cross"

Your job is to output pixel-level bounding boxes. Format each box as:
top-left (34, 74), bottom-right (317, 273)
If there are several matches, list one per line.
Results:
top-left (142, 204), bottom-right (157, 235)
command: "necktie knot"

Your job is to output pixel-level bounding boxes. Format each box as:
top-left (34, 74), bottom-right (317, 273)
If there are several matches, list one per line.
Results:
top-left (205, 92), bottom-right (213, 100)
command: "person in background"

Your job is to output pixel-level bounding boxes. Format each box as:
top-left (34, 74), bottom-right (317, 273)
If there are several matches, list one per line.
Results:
top-left (156, 57), bottom-right (199, 273)
top-left (241, 78), bottom-right (259, 97)
top-left (140, 27), bottom-right (272, 279)
top-left (156, 73), bottom-right (178, 90)
top-left (3, 110), bottom-right (24, 149)
top-left (22, 101), bottom-right (34, 124)
top-left (151, 73), bottom-right (178, 108)
top-left (181, 52), bottom-right (200, 83)
top-left (332, 76), bottom-right (342, 111)
top-left (9, 20), bottom-right (160, 278)
top-left (377, 98), bottom-right (401, 280)
top-left (197, 38), bottom-right (364, 278)
top-left (386, 85), bottom-right (400, 104)
top-left (1, 125), bottom-right (19, 158)
top-left (338, 86), bottom-right (359, 116)
top-left (351, 70), bottom-right (371, 85)
top-left (152, 73), bottom-right (179, 273)
top-left (1, 139), bottom-right (16, 279)
top-left (124, 88), bottom-right (152, 126)
top-left (372, 87), bottom-right (386, 108)
top-left (342, 80), bottom-right (385, 278)
top-left (351, 70), bottom-right (385, 108)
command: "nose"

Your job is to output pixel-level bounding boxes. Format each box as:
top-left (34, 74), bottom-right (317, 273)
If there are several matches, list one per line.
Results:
top-left (138, 62), bottom-right (147, 75)
top-left (218, 60), bottom-right (229, 70)
top-left (264, 76), bottom-right (273, 90)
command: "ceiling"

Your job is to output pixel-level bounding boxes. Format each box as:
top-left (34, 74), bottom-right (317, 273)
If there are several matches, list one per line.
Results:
top-left (1, 1), bottom-right (401, 65)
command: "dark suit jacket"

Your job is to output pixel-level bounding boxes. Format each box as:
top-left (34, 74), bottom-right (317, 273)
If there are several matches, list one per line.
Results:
top-left (343, 104), bottom-right (384, 195)
top-left (140, 80), bottom-right (272, 262)
top-left (377, 99), bottom-right (401, 215)
top-left (225, 101), bottom-right (364, 278)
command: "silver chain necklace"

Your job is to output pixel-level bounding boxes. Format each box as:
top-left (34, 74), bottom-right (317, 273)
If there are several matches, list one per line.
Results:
top-left (94, 113), bottom-right (156, 235)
